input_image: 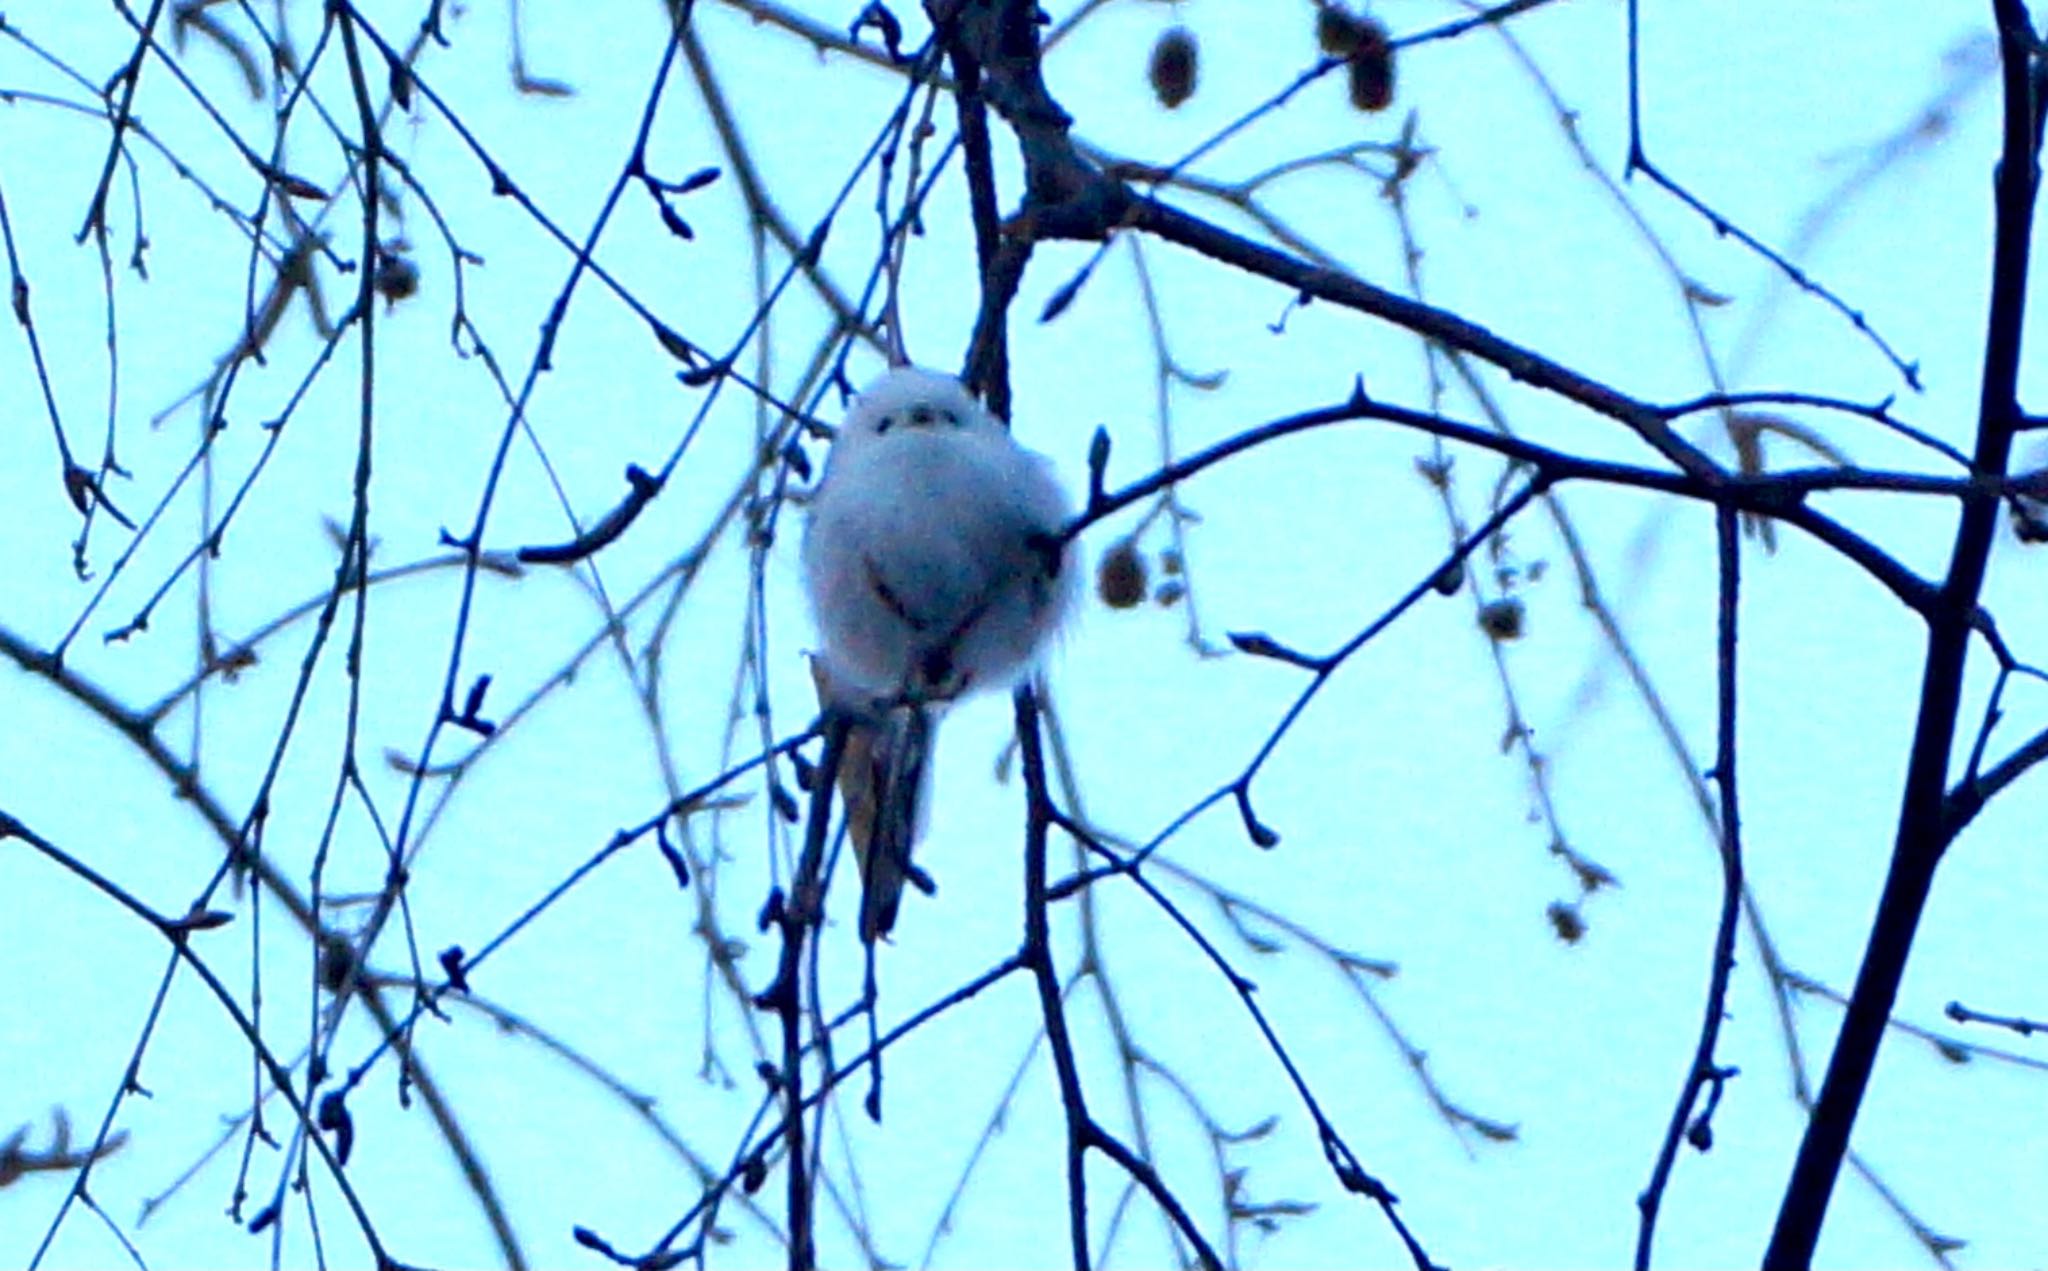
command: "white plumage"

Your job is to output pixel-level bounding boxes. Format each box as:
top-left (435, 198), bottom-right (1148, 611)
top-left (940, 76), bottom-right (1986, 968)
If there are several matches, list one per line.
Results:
top-left (802, 366), bottom-right (1075, 938)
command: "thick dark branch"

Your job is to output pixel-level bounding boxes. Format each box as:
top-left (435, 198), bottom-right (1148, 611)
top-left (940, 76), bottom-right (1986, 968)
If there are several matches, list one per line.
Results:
top-left (1034, 191), bottom-right (1709, 471)
top-left (944, 0), bottom-right (1722, 473)
top-left (1124, 198), bottom-right (1714, 472)
top-left (1766, 2), bottom-right (2044, 1262)
top-left (936, 4), bottom-right (1014, 413)
top-left (1066, 391), bottom-right (1946, 620)
top-left (1943, 719), bottom-right (2048, 842)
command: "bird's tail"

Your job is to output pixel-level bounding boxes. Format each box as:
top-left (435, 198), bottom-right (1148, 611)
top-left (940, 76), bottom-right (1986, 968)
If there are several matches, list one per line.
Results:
top-left (858, 704), bottom-right (938, 941)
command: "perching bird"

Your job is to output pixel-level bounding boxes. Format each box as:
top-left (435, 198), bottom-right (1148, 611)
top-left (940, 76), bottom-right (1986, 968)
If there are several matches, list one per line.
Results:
top-left (802, 366), bottom-right (1075, 940)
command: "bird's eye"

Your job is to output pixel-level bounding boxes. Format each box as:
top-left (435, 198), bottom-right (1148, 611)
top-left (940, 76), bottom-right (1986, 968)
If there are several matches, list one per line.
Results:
top-left (940, 408), bottom-right (959, 426)
top-left (874, 413), bottom-right (895, 434)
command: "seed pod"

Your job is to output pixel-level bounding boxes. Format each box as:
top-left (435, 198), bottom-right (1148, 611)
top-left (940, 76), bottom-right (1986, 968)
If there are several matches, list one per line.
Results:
top-left (1547, 900), bottom-right (1586, 945)
top-left (1149, 27), bottom-right (1199, 110)
top-left (1097, 538), bottom-right (1148, 609)
top-left (1316, 4), bottom-right (1372, 55)
top-left (1346, 19), bottom-right (1395, 112)
top-left (374, 243), bottom-right (419, 307)
top-left (1479, 596), bottom-right (1525, 642)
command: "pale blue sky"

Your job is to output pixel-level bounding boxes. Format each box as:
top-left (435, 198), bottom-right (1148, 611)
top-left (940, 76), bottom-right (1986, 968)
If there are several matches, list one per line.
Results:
top-left (3, 2), bottom-right (2045, 1268)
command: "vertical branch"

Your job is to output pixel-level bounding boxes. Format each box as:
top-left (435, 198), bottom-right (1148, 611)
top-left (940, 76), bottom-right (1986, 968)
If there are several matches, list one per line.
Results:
top-left (1013, 687), bottom-right (1224, 1271)
top-left (1633, 503), bottom-right (1743, 1269)
top-left (330, 0), bottom-right (400, 1063)
top-left (1766, 3), bottom-right (2043, 1263)
top-left (940, 8), bottom-right (1010, 414)
top-left (1015, 686), bottom-right (1095, 1271)
top-left (766, 714), bottom-right (850, 1271)
top-left (937, 0), bottom-right (1072, 413)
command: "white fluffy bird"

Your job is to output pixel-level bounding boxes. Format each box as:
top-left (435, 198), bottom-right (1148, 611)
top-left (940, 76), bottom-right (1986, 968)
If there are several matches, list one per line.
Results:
top-left (802, 366), bottom-right (1075, 939)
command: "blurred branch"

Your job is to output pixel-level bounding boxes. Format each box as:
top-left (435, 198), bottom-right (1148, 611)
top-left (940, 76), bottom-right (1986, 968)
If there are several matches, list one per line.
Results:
top-left (0, 1111), bottom-right (127, 1189)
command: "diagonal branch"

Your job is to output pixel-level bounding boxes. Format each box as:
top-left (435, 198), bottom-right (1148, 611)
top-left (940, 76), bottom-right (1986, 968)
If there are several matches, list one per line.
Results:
top-left (1765, 2), bottom-right (2045, 1263)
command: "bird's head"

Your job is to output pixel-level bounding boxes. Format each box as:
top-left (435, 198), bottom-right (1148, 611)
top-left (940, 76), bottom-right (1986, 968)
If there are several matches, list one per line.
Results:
top-left (838, 366), bottom-right (999, 445)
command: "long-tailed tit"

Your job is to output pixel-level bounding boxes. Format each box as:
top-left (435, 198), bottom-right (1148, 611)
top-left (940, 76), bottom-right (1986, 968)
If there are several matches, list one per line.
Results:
top-left (802, 366), bottom-right (1075, 939)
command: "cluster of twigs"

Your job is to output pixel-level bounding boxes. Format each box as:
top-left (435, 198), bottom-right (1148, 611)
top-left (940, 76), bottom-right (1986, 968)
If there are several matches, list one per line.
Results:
top-left (3, 1), bottom-right (2047, 1269)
